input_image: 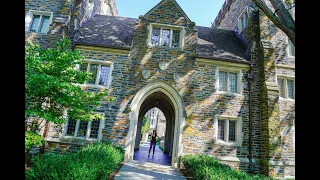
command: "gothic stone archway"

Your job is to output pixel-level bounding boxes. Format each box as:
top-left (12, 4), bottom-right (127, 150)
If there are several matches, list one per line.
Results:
top-left (124, 80), bottom-right (186, 168)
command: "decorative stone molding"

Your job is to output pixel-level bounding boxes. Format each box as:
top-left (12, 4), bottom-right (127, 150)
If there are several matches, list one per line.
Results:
top-left (142, 67), bottom-right (150, 79)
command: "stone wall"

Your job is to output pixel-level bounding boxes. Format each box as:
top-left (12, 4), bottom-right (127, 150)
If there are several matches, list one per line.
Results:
top-left (45, 47), bottom-right (132, 147)
top-left (25, 0), bottom-right (75, 48)
top-left (25, 0), bottom-right (118, 48)
top-left (213, 0), bottom-right (254, 31)
top-left (215, 0), bottom-right (295, 177)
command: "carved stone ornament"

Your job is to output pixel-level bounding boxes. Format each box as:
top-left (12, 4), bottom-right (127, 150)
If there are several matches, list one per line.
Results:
top-left (142, 67), bottom-right (150, 79)
top-left (173, 73), bottom-right (183, 83)
top-left (159, 60), bottom-right (168, 71)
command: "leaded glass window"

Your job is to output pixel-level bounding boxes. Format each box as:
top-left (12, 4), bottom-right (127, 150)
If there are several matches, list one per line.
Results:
top-left (238, 10), bottom-right (248, 32)
top-left (278, 79), bottom-right (285, 98)
top-left (39, 16), bottom-right (50, 33)
top-left (219, 71), bottom-right (227, 91)
top-left (77, 121), bottom-right (88, 137)
top-left (99, 65), bottom-right (109, 86)
top-left (229, 72), bottom-right (237, 93)
top-left (161, 29), bottom-right (170, 47)
top-left (172, 30), bottom-right (180, 48)
top-left (151, 28), bottom-right (160, 45)
top-left (28, 12), bottom-right (51, 33)
top-left (88, 64), bottom-right (98, 84)
top-left (229, 121), bottom-right (236, 141)
top-left (30, 15), bottom-right (40, 32)
top-left (288, 40), bottom-right (295, 57)
top-left (149, 25), bottom-right (183, 48)
top-left (80, 63), bottom-right (88, 72)
top-left (218, 120), bottom-right (225, 140)
top-left (90, 120), bottom-right (100, 138)
top-left (66, 119), bottom-right (77, 136)
top-left (287, 80), bottom-right (294, 99)
top-left (80, 63), bottom-right (112, 87)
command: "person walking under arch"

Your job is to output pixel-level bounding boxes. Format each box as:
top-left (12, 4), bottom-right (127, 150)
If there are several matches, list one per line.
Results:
top-left (148, 130), bottom-right (158, 156)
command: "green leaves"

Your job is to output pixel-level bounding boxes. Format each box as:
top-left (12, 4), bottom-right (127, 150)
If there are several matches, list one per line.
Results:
top-left (25, 143), bottom-right (124, 180)
top-left (25, 38), bottom-right (112, 149)
top-left (181, 154), bottom-right (274, 180)
top-left (141, 116), bottom-right (150, 134)
top-left (25, 131), bottom-right (44, 150)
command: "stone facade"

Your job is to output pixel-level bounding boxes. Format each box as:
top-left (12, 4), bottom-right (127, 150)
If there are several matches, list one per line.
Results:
top-left (25, 0), bottom-right (294, 178)
top-left (214, 0), bottom-right (295, 178)
top-left (25, 0), bottom-right (117, 48)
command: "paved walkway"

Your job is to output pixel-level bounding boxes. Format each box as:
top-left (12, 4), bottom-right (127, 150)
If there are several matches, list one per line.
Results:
top-left (114, 142), bottom-right (186, 180)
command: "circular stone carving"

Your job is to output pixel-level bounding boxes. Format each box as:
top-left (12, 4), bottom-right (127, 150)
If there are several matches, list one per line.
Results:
top-left (142, 67), bottom-right (150, 79)
top-left (159, 60), bottom-right (168, 71)
top-left (173, 73), bottom-right (183, 83)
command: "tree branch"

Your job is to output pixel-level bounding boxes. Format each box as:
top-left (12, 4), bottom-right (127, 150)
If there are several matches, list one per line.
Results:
top-left (252, 0), bottom-right (295, 46)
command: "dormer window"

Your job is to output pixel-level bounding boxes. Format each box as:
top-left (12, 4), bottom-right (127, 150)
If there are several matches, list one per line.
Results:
top-left (148, 23), bottom-right (185, 49)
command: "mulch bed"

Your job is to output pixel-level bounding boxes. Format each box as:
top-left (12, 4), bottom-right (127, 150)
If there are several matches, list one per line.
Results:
top-left (108, 161), bottom-right (125, 180)
top-left (179, 167), bottom-right (194, 180)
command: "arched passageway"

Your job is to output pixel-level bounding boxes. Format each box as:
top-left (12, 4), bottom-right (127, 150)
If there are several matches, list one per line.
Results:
top-left (124, 80), bottom-right (186, 168)
top-left (133, 93), bottom-right (175, 165)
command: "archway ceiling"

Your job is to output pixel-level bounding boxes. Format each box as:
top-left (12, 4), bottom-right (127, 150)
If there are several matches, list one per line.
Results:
top-left (139, 91), bottom-right (175, 124)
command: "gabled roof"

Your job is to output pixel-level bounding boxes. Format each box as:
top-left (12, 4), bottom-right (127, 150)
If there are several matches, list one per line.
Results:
top-left (144, 0), bottom-right (192, 23)
top-left (196, 26), bottom-right (248, 61)
top-left (74, 15), bottom-right (137, 49)
top-left (74, 15), bottom-right (248, 61)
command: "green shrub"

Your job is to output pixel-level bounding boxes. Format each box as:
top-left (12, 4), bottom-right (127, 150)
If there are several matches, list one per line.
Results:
top-left (25, 142), bottom-right (124, 180)
top-left (181, 154), bottom-right (273, 180)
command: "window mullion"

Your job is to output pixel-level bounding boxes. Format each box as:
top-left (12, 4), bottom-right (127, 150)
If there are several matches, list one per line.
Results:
top-left (87, 121), bottom-right (92, 139)
top-left (87, 63), bottom-right (90, 72)
top-left (169, 29), bottom-right (173, 48)
top-left (293, 80), bottom-right (295, 99)
top-left (37, 15), bottom-right (43, 32)
top-left (95, 64), bottom-right (101, 85)
top-left (225, 120), bottom-right (229, 142)
top-left (226, 72), bottom-right (230, 92)
top-left (159, 28), bottom-right (163, 46)
top-left (74, 120), bottom-right (80, 137)
top-left (284, 79), bottom-right (288, 99)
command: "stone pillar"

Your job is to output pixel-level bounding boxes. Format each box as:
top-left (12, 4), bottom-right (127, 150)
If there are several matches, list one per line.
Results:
top-left (134, 116), bottom-right (143, 150)
top-left (257, 11), bottom-right (282, 178)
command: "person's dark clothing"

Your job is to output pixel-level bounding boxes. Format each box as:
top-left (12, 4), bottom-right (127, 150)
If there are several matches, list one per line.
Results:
top-left (151, 135), bottom-right (157, 143)
top-left (149, 133), bottom-right (157, 155)
top-left (149, 141), bottom-right (156, 155)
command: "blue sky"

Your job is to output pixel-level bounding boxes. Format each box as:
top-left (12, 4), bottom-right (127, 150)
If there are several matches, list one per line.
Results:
top-left (116, 0), bottom-right (225, 27)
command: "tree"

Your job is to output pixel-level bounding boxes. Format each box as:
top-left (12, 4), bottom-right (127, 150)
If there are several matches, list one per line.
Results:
top-left (25, 38), bottom-right (112, 163)
top-left (252, 0), bottom-right (295, 46)
top-left (141, 116), bottom-right (150, 135)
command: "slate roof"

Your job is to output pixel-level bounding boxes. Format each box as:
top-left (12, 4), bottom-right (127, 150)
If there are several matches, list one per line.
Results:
top-left (195, 26), bottom-right (248, 61)
top-left (74, 15), bottom-right (248, 61)
top-left (74, 15), bottom-right (137, 49)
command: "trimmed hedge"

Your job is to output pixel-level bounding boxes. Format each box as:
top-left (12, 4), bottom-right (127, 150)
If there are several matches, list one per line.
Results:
top-left (181, 154), bottom-right (273, 180)
top-left (25, 142), bottom-right (124, 180)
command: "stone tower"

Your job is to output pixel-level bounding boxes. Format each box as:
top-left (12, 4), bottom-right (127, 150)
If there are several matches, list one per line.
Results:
top-left (25, 0), bottom-right (118, 48)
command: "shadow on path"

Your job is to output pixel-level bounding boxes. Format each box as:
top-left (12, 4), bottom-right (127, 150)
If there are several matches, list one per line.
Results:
top-left (114, 142), bottom-right (186, 180)
top-left (133, 141), bottom-right (172, 166)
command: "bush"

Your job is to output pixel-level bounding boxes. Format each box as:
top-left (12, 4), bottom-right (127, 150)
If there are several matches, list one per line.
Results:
top-left (25, 142), bottom-right (124, 180)
top-left (181, 154), bottom-right (273, 180)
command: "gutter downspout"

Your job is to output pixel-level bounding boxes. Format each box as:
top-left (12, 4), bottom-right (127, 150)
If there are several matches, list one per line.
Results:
top-left (247, 63), bottom-right (254, 173)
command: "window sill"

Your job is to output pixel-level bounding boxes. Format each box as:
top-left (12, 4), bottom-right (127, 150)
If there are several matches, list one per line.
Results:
top-left (148, 45), bottom-right (182, 50)
top-left (47, 136), bottom-right (98, 144)
top-left (26, 31), bottom-right (48, 35)
top-left (214, 140), bottom-right (241, 147)
top-left (216, 91), bottom-right (242, 96)
top-left (279, 97), bottom-right (295, 102)
top-left (81, 84), bottom-right (108, 91)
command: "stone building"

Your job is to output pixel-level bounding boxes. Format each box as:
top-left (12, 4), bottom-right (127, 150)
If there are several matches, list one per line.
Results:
top-left (25, 0), bottom-right (294, 178)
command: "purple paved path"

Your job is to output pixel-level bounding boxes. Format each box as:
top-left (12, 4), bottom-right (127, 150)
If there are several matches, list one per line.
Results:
top-left (133, 141), bottom-right (172, 166)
